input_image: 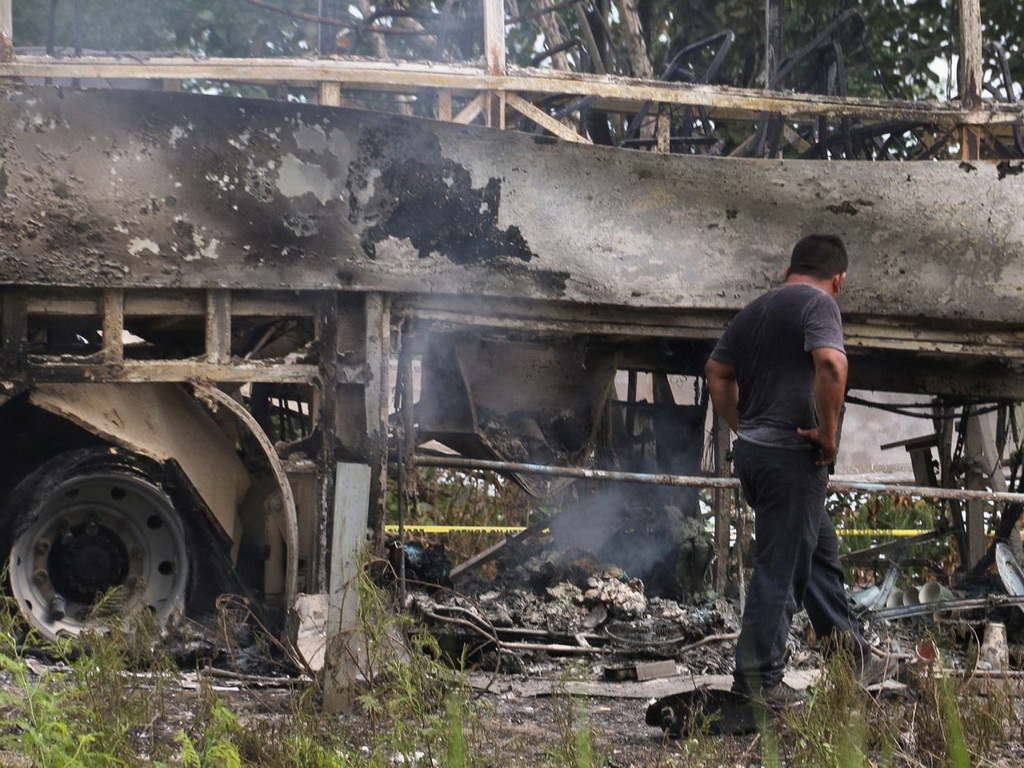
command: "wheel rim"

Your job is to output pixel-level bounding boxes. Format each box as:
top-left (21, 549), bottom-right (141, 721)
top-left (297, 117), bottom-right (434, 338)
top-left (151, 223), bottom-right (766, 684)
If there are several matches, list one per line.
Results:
top-left (10, 470), bottom-right (189, 641)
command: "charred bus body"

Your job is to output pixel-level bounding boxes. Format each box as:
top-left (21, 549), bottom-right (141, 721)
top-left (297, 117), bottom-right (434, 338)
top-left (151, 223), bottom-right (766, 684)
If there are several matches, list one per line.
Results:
top-left (1, 85), bottom-right (1023, 649)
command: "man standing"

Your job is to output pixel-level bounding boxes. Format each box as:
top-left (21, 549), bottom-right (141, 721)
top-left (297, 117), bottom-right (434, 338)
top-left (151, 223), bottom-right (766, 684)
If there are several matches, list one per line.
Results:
top-left (705, 234), bottom-right (884, 704)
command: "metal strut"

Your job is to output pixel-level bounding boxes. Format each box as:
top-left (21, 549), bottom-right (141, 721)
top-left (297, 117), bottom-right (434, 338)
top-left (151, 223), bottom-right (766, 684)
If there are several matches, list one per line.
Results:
top-left (413, 454), bottom-right (1024, 506)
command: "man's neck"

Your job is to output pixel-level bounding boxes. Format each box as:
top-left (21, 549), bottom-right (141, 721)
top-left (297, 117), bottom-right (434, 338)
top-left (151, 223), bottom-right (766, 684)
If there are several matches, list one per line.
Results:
top-left (783, 274), bottom-right (835, 296)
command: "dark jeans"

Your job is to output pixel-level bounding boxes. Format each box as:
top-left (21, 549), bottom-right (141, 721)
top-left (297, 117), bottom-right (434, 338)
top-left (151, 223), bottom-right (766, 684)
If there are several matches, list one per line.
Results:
top-left (732, 439), bottom-right (869, 692)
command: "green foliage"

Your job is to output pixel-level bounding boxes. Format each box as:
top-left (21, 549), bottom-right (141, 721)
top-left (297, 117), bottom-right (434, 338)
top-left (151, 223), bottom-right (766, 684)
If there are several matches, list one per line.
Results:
top-left (14, 0), bottom-right (1023, 102)
top-left (177, 685), bottom-right (243, 768)
top-left (546, 664), bottom-right (600, 768)
top-left (0, 596), bottom-right (176, 767)
top-left (0, 645), bottom-right (111, 767)
top-left (829, 492), bottom-right (954, 580)
top-left (14, 0), bottom-right (318, 58)
top-left (752, 639), bottom-right (1022, 766)
top-left (12, 1), bottom-right (1022, 156)
top-left (938, 677), bottom-right (970, 768)
top-left (387, 466), bottom-right (534, 562)
top-left (352, 563), bottom-right (482, 766)
top-left (781, 649), bottom-right (885, 768)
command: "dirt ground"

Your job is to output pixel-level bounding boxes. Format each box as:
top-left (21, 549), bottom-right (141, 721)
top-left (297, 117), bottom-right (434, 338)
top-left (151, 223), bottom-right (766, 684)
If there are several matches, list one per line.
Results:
top-left (204, 658), bottom-right (1024, 767)
top-left (5, 630), bottom-right (1024, 767)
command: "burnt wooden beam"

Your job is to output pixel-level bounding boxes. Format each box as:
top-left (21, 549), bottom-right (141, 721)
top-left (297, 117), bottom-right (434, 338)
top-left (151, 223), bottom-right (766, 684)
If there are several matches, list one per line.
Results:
top-left (959, 0), bottom-right (983, 157)
top-left (205, 290), bottom-right (232, 365)
top-left (5, 360), bottom-right (328, 384)
top-left (2, 56), bottom-right (1020, 125)
top-left (101, 289), bottom-right (125, 363)
top-left (482, 0), bottom-right (505, 76)
top-left (24, 290), bottom-right (319, 318)
top-left (0, 290), bottom-right (27, 368)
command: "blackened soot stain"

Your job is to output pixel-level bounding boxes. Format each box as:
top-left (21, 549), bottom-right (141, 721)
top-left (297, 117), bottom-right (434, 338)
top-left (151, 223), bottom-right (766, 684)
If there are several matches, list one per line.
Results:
top-left (362, 159), bottom-right (535, 265)
top-left (826, 200), bottom-right (859, 215)
top-left (997, 160), bottom-right (1024, 180)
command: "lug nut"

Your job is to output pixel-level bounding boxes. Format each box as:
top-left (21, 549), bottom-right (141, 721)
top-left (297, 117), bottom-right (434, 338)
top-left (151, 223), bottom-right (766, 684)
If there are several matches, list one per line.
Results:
top-left (49, 594), bottom-right (67, 621)
top-left (33, 569), bottom-right (48, 586)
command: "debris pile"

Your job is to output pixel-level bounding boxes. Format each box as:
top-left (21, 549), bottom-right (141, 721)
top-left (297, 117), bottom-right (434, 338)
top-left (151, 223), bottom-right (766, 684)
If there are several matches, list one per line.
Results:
top-left (399, 530), bottom-right (747, 676)
top-left (581, 571), bottom-right (647, 619)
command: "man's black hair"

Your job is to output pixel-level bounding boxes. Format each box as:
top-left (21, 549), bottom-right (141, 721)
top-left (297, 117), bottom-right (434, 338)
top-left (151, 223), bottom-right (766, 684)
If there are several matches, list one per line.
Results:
top-left (788, 234), bottom-right (848, 279)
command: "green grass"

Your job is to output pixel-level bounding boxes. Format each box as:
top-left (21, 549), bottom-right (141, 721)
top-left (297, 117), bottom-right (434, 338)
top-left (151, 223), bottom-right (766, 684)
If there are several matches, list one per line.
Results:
top-left (0, 578), bottom-right (1019, 766)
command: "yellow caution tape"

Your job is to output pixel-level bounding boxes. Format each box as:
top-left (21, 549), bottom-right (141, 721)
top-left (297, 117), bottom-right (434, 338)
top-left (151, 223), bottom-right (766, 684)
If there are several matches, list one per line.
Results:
top-left (385, 525), bottom-right (928, 537)
top-left (384, 525), bottom-right (530, 534)
top-left (836, 529), bottom-right (928, 537)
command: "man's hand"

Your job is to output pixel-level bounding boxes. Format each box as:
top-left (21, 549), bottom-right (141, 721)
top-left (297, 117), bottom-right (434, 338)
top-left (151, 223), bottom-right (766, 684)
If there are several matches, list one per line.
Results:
top-left (796, 426), bottom-right (838, 466)
top-left (800, 346), bottom-right (848, 467)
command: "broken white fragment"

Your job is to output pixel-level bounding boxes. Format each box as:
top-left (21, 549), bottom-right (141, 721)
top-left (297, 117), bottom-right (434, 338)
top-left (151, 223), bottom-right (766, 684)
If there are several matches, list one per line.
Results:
top-left (286, 593), bottom-right (329, 672)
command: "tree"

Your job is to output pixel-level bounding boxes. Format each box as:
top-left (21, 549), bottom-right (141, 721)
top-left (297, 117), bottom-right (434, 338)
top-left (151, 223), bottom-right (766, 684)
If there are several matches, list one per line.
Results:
top-left (11, 1), bottom-right (1023, 158)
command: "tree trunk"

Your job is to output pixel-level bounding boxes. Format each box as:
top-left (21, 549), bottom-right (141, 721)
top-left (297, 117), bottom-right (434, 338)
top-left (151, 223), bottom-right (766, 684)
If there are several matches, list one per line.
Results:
top-left (613, 0), bottom-right (653, 79)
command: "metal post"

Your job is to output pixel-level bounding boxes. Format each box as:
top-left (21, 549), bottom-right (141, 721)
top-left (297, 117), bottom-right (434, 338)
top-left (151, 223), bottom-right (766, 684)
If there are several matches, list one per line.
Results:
top-left (964, 408), bottom-right (1004, 569)
top-left (765, 0), bottom-right (784, 87)
top-left (363, 293), bottom-right (391, 536)
top-left (323, 293), bottom-right (390, 713)
top-left (0, 0), bottom-right (12, 62)
top-left (315, 294), bottom-right (341, 594)
top-left (395, 320), bottom-right (416, 607)
top-left (712, 413), bottom-right (732, 591)
top-left (412, 454), bottom-right (1024, 506)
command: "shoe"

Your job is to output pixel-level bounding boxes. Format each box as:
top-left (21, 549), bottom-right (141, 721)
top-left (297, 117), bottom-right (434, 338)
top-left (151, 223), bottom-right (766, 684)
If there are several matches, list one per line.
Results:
top-left (741, 683), bottom-right (809, 710)
top-left (855, 654), bottom-right (899, 688)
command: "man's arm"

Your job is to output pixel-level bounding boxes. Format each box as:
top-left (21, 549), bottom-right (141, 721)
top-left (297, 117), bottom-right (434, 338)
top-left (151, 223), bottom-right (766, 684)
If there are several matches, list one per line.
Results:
top-left (704, 358), bottom-right (740, 433)
top-left (796, 347), bottom-right (848, 466)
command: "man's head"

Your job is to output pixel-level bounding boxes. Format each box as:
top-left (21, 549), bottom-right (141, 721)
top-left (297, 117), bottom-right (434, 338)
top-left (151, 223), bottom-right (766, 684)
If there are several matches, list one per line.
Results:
top-left (785, 234), bottom-right (848, 295)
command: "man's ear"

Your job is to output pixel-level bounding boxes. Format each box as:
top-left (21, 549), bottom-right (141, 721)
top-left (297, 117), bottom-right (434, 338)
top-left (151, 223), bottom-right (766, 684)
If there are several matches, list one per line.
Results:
top-left (833, 272), bottom-right (847, 294)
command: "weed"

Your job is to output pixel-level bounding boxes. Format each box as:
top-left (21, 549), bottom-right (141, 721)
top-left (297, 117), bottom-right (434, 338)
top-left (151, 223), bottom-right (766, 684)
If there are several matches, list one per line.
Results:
top-left (350, 561), bottom-right (485, 767)
top-left (0, 590), bottom-right (184, 766)
top-left (662, 719), bottom-right (734, 767)
top-left (904, 658), bottom-right (1014, 767)
top-left (783, 649), bottom-right (872, 767)
top-left (0, 640), bottom-right (109, 766)
top-left (176, 683), bottom-right (243, 768)
top-left (546, 664), bottom-right (600, 768)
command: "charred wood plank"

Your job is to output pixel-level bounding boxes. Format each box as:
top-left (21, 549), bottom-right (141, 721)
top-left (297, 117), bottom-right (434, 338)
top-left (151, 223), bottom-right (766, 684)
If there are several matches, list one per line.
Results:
top-left (1, 57), bottom-right (1019, 124)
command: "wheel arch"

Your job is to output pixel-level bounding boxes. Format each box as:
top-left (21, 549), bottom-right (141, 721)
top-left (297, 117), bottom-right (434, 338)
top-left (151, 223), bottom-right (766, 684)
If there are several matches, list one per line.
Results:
top-left (27, 382), bottom-right (249, 549)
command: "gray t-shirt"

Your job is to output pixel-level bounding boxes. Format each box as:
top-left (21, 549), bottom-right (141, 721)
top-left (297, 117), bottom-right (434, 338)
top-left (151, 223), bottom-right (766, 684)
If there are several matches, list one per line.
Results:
top-left (710, 283), bottom-right (845, 450)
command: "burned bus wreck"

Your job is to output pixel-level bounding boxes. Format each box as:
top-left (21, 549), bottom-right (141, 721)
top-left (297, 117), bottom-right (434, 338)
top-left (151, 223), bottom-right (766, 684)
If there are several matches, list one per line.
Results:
top-left (1, 0), bottom-right (1024, 706)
